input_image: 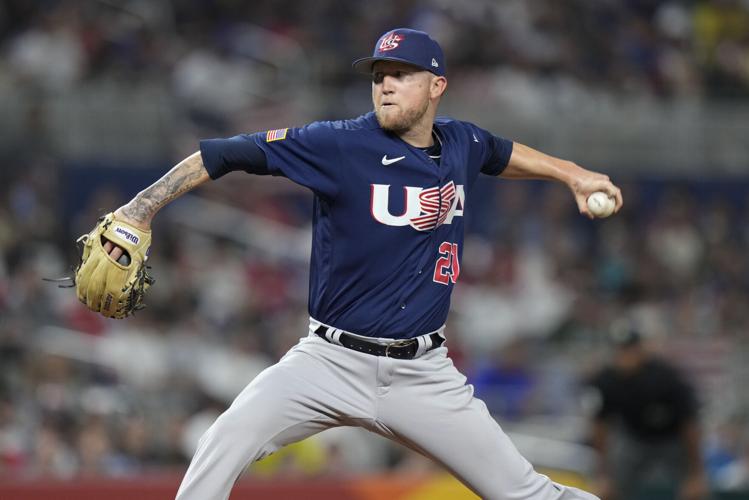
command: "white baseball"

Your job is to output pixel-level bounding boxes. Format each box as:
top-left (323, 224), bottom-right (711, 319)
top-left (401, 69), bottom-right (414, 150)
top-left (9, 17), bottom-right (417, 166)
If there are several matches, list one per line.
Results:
top-left (587, 191), bottom-right (615, 218)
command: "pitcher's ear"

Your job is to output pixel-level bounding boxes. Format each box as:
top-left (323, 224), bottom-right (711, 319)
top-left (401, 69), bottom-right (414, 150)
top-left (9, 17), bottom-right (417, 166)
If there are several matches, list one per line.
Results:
top-left (431, 76), bottom-right (447, 98)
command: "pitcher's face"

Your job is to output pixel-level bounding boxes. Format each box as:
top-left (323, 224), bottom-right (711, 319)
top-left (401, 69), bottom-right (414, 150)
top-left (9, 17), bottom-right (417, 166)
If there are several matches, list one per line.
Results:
top-left (372, 61), bottom-right (433, 133)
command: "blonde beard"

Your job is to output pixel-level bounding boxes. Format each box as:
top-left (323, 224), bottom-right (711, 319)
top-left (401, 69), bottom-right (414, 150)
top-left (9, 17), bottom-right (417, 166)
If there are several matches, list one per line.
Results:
top-left (375, 98), bottom-right (430, 133)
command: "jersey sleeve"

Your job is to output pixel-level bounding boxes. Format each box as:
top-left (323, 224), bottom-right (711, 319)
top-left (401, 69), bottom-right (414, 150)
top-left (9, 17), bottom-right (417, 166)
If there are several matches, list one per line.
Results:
top-left (252, 122), bottom-right (340, 199)
top-left (470, 125), bottom-right (513, 176)
top-left (200, 135), bottom-right (270, 179)
top-left (199, 121), bottom-right (341, 199)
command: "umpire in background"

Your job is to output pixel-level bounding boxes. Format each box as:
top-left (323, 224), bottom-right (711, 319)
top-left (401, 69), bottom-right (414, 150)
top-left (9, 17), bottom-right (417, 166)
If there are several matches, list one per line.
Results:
top-left (586, 324), bottom-right (709, 500)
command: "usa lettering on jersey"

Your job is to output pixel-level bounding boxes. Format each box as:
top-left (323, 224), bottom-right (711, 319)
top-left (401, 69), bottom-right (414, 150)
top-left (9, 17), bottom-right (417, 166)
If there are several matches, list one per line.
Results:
top-left (370, 182), bottom-right (465, 231)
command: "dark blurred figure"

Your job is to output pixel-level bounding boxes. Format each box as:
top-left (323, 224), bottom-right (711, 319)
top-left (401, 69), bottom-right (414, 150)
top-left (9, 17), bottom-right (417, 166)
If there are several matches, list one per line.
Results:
top-left (586, 324), bottom-right (709, 500)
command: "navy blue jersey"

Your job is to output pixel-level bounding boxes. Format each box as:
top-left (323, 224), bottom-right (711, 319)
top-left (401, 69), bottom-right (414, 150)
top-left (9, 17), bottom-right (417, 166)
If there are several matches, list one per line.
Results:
top-left (200, 112), bottom-right (512, 339)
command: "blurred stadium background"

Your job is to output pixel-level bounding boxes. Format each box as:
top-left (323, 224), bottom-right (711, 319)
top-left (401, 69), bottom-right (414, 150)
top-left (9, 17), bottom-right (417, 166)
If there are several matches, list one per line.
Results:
top-left (1, 0), bottom-right (749, 498)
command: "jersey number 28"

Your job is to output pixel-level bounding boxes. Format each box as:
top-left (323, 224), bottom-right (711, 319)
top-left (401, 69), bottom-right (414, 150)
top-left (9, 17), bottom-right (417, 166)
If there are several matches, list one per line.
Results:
top-left (433, 242), bottom-right (460, 285)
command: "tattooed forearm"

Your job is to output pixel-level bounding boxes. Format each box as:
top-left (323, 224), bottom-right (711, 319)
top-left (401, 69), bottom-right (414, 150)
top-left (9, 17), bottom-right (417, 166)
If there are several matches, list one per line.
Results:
top-left (121, 151), bottom-right (210, 224)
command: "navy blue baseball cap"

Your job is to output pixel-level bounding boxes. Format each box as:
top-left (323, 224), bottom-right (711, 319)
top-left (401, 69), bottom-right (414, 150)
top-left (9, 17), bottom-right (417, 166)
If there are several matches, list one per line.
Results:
top-left (353, 28), bottom-right (446, 77)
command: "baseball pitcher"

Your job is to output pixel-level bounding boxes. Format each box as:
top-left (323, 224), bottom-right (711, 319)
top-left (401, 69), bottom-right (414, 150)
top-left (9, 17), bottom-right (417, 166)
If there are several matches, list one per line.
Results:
top-left (74, 29), bottom-right (622, 499)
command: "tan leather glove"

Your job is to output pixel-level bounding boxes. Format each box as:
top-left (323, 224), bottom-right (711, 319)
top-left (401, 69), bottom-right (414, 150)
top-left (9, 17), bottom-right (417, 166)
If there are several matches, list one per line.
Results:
top-left (74, 212), bottom-right (154, 318)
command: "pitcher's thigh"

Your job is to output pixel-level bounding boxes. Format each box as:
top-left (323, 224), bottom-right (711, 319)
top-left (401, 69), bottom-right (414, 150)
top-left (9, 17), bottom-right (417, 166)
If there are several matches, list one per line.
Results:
top-left (379, 361), bottom-right (597, 500)
top-left (177, 347), bottom-right (354, 500)
top-left (206, 358), bottom-right (339, 455)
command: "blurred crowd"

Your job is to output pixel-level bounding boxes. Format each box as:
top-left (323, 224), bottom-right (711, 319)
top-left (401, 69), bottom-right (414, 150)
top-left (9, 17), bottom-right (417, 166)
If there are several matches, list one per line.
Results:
top-left (1, 0), bottom-right (749, 131)
top-left (2, 0), bottom-right (749, 95)
top-left (1, 0), bottom-right (749, 495)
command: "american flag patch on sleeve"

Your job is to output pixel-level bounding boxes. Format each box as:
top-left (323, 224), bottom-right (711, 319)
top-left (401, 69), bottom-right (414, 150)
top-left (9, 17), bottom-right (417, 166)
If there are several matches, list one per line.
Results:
top-left (265, 128), bottom-right (288, 142)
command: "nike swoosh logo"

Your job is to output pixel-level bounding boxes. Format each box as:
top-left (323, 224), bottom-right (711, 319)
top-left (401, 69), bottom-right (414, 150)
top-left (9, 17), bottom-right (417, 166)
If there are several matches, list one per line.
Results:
top-left (381, 155), bottom-right (405, 166)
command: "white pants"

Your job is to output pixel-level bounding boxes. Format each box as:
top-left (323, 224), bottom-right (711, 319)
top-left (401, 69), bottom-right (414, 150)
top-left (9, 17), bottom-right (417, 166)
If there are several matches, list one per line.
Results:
top-left (176, 324), bottom-right (598, 500)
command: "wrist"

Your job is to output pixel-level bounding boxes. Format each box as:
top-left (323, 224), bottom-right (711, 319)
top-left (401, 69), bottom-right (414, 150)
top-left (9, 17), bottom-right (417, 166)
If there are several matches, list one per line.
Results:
top-left (555, 160), bottom-right (580, 187)
top-left (114, 204), bottom-right (152, 231)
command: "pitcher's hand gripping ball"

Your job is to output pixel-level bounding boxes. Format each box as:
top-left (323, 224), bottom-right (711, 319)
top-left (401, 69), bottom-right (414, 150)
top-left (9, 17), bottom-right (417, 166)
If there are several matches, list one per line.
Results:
top-left (74, 212), bottom-right (154, 318)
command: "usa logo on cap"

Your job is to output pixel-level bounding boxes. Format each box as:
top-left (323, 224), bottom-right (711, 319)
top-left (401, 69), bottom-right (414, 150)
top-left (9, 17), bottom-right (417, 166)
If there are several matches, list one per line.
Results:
top-left (378, 33), bottom-right (403, 52)
top-left (352, 28), bottom-right (446, 77)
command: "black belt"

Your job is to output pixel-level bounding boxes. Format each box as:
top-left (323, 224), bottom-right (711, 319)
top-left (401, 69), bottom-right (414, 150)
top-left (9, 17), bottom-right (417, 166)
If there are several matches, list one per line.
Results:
top-left (314, 325), bottom-right (444, 360)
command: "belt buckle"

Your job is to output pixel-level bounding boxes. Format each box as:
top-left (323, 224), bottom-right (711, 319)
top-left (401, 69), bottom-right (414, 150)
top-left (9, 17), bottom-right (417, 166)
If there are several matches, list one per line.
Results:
top-left (384, 339), bottom-right (416, 358)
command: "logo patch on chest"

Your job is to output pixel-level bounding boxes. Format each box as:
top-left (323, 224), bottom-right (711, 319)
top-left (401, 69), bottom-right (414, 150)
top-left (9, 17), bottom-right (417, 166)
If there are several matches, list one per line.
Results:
top-left (381, 155), bottom-right (405, 166)
top-left (370, 182), bottom-right (464, 231)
